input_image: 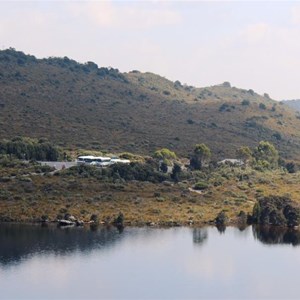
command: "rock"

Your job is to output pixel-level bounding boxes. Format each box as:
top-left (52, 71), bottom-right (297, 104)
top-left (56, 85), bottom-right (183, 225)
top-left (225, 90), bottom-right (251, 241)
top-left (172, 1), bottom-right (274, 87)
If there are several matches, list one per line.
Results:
top-left (64, 213), bottom-right (77, 222)
top-left (68, 215), bottom-right (77, 222)
top-left (76, 220), bottom-right (84, 226)
top-left (58, 219), bottom-right (75, 226)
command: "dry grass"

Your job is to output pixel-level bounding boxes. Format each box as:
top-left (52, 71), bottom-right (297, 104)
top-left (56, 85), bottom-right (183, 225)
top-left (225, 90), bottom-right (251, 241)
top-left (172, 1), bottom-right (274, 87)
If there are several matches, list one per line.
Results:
top-left (0, 167), bottom-right (259, 225)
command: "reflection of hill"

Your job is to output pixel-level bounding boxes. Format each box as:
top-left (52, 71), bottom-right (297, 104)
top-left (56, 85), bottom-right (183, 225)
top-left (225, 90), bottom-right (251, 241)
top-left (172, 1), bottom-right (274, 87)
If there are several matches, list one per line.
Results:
top-left (0, 224), bottom-right (124, 266)
top-left (252, 225), bottom-right (300, 246)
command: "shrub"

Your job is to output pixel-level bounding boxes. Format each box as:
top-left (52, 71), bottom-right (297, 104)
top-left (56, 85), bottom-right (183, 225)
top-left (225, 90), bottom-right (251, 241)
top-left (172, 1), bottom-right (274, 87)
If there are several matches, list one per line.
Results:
top-left (109, 162), bottom-right (168, 183)
top-left (259, 103), bottom-right (267, 110)
top-left (153, 148), bottom-right (177, 160)
top-left (241, 99), bottom-right (250, 106)
top-left (286, 162), bottom-right (298, 174)
top-left (272, 132), bottom-right (282, 140)
top-left (222, 81), bottom-right (231, 87)
top-left (248, 89), bottom-right (255, 96)
top-left (219, 103), bottom-right (230, 112)
top-left (194, 181), bottom-right (209, 190)
top-left (215, 210), bottom-right (228, 225)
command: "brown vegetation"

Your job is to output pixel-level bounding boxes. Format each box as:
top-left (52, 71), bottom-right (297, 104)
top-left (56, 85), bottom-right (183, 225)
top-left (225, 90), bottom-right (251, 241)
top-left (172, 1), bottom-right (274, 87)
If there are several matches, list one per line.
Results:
top-left (1, 49), bottom-right (300, 161)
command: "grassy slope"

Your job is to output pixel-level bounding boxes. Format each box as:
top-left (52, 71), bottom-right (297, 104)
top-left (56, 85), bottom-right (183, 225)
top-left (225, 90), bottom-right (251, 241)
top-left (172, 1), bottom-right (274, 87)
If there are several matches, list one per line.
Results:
top-left (1, 165), bottom-right (300, 225)
top-left (1, 49), bottom-right (300, 161)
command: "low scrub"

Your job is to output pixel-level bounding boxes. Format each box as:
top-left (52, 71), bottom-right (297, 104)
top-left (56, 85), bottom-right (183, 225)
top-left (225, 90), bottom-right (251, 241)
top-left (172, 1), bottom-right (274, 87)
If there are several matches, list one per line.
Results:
top-left (194, 181), bottom-right (209, 190)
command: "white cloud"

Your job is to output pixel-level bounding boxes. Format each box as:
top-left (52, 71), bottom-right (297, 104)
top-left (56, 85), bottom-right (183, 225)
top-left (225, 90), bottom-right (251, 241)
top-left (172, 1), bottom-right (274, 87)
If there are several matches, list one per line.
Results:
top-left (240, 22), bottom-right (270, 44)
top-left (291, 5), bottom-right (300, 24)
top-left (67, 1), bottom-right (182, 29)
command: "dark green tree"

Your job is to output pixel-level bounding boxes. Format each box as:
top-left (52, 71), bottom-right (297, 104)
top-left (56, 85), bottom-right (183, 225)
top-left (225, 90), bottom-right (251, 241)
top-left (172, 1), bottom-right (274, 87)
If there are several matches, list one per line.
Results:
top-left (190, 143), bottom-right (211, 170)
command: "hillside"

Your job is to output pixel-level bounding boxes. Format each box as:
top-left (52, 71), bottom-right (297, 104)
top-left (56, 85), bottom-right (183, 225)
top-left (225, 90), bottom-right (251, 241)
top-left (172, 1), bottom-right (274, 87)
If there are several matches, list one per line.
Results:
top-left (282, 99), bottom-right (300, 112)
top-left (1, 48), bottom-right (300, 161)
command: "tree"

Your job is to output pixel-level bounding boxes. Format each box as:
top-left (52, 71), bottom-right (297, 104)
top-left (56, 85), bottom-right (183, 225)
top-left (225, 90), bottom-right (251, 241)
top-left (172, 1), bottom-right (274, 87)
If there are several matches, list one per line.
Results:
top-left (190, 144), bottom-right (211, 170)
top-left (171, 163), bottom-right (181, 182)
top-left (253, 141), bottom-right (279, 169)
top-left (236, 146), bottom-right (252, 165)
top-left (153, 148), bottom-right (177, 160)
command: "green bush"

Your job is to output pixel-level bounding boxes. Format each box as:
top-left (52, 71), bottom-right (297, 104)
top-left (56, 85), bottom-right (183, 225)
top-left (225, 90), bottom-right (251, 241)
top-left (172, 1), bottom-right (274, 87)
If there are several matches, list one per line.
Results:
top-left (259, 103), bottom-right (266, 110)
top-left (194, 181), bottom-right (209, 190)
top-left (241, 99), bottom-right (250, 106)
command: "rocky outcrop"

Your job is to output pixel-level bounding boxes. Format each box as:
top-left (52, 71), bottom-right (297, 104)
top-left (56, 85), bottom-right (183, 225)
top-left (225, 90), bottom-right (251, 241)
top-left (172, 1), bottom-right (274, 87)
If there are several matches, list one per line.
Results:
top-left (252, 195), bottom-right (300, 227)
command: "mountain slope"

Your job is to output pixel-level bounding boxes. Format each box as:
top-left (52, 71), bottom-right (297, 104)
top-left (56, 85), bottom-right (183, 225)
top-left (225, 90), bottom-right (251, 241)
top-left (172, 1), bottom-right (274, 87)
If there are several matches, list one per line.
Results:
top-left (282, 99), bottom-right (300, 112)
top-left (1, 48), bottom-right (300, 161)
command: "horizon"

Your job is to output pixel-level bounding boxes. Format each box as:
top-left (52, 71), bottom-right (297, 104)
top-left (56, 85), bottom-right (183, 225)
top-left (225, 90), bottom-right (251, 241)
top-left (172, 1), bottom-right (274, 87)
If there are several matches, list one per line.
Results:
top-left (1, 1), bottom-right (300, 100)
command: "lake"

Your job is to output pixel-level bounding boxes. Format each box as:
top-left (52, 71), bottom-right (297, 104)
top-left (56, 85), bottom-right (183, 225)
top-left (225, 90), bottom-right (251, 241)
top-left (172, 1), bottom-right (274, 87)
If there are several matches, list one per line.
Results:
top-left (1, 223), bottom-right (300, 300)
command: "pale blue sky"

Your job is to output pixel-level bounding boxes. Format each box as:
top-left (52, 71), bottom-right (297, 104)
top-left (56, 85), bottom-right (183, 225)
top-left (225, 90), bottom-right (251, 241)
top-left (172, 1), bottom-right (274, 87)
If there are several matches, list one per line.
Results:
top-left (1, 1), bottom-right (300, 100)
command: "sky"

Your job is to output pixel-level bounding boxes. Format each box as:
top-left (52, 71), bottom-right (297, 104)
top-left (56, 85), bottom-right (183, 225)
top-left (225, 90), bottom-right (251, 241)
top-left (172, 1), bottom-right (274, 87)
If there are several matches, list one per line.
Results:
top-left (0, 1), bottom-right (300, 100)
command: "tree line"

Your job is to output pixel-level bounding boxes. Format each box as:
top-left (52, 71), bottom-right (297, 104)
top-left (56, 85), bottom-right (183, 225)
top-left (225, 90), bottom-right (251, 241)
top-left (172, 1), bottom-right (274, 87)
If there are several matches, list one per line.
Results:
top-left (154, 140), bottom-right (294, 172)
top-left (0, 137), bottom-right (61, 161)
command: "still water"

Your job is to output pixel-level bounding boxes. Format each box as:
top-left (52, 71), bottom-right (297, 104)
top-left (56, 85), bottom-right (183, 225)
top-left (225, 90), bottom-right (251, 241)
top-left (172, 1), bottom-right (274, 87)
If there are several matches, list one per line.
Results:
top-left (1, 224), bottom-right (300, 300)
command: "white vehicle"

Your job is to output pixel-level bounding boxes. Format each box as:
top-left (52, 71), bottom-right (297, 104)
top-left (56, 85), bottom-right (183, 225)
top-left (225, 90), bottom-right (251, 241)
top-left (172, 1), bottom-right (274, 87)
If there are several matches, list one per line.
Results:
top-left (77, 156), bottom-right (97, 165)
top-left (90, 156), bottom-right (112, 167)
top-left (77, 155), bottom-right (130, 167)
top-left (110, 158), bottom-right (130, 164)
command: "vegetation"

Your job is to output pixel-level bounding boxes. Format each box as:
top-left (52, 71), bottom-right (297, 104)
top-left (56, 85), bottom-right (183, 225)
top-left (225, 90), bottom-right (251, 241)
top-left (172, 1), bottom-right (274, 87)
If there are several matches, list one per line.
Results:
top-left (0, 137), bottom-right (61, 161)
top-left (1, 48), bottom-right (300, 227)
top-left (190, 144), bottom-right (211, 170)
top-left (252, 195), bottom-right (300, 227)
top-left (153, 148), bottom-right (177, 160)
top-left (1, 49), bottom-right (300, 162)
top-left (236, 146), bottom-right (252, 165)
top-left (0, 138), bottom-right (298, 228)
top-left (253, 141), bottom-right (279, 169)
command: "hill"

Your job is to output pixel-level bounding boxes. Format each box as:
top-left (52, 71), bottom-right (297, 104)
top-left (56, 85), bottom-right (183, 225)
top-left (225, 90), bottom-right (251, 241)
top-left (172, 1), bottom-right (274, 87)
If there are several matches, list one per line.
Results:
top-left (1, 48), bottom-right (300, 161)
top-left (282, 99), bottom-right (300, 112)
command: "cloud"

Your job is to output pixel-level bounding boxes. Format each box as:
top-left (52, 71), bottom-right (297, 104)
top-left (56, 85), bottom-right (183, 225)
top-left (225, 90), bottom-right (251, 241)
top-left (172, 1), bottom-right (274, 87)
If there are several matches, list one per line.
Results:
top-left (67, 1), bottom-right (182, 29)
top-left (240, 22), bottom-right (270, 44)
top-left (291, 5), bottom-right (300, 24)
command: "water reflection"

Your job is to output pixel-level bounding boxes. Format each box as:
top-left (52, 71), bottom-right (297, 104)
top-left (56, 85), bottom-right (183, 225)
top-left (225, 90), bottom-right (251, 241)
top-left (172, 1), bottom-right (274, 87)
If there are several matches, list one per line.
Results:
top-left (252, 225), bottom-right (300, 246)
top-left (216, 224), bottom-right (226, 234)
top-left (2, 224), bottom-right (300, 299)
top-left (0, 223), bottom-right (124, 266)
top-left (1, 223), bottom-right (300, 269)
top-left (192, 228), bottom-right (208, 245)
